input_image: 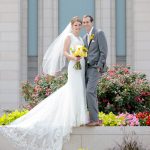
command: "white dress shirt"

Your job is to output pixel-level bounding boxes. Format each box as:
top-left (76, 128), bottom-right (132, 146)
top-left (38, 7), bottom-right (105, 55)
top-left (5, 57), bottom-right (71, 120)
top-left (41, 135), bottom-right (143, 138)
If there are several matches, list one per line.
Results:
top-left (87, 27), bottom-right (94, 45)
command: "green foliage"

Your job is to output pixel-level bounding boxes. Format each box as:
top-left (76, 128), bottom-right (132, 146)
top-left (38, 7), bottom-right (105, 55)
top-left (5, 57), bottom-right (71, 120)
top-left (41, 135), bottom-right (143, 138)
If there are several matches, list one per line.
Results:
top-left (0, 109), bottom-right (29, 125)
top-left (97, 65), bottom-right (150, 114)
top-left (22, 65), bottom-right (150, 114)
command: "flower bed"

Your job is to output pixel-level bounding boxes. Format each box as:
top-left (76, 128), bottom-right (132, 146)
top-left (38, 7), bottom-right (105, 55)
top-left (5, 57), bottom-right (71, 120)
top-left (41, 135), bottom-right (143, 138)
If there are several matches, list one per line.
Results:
top-left (0, 110), bottom-right (150, 126)
top-left (20, 65), bottom-right (150, 126)
top-left (22, 65), bottom-right (150, 113)
top-left (98, 111), bottom-right (150, 126)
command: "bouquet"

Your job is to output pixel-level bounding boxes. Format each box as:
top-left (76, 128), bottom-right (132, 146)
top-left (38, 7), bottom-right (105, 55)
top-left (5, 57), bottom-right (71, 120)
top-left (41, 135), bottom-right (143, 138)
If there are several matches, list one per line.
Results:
top-left (70, 45), bottom-right (88, 70)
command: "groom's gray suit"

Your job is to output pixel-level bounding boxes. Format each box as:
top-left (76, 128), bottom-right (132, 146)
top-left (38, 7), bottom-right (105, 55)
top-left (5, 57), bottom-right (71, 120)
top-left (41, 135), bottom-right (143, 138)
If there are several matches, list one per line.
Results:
top-left (83, 27), bottom-right (108, 121)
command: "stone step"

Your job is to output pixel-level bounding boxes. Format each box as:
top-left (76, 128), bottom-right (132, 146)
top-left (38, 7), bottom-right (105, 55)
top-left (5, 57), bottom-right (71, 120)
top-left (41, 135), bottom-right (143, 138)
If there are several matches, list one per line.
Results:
top-left (0, 127), bottom-right (150, 150)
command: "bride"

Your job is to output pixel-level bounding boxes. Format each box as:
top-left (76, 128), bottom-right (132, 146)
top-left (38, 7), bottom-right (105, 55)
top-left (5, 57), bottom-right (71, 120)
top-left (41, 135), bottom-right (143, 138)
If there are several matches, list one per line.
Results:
top-left (0, 16), bottom-right (89, 150)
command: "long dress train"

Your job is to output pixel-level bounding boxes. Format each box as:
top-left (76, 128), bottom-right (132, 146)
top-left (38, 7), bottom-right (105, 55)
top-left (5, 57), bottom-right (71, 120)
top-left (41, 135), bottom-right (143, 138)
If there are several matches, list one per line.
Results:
top-left (0, 33), bottom-right (89, 150)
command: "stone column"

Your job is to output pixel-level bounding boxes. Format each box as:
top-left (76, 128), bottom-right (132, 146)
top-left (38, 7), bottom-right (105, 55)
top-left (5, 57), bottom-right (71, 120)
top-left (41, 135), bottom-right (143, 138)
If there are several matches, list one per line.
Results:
top-left (0, 0), bottom-right (21, 111)
top-left (38, 0), bottom-right (58, 74)
top-left (95, 0), bottom-right (116, 66)
top-left (133, 0), bottom-right (150, 79)
top-left (126, 0), bottom-right (134, 67)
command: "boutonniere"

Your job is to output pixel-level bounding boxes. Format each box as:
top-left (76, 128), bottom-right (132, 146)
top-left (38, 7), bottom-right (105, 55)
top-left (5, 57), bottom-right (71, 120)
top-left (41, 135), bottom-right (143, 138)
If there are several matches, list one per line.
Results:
top-left (90, 34), bottom-right (95, 41)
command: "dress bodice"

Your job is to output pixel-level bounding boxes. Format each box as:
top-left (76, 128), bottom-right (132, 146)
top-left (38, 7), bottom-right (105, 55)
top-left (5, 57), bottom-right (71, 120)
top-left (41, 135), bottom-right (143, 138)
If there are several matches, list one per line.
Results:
top-left (68, 33), bottom-right (84, 54)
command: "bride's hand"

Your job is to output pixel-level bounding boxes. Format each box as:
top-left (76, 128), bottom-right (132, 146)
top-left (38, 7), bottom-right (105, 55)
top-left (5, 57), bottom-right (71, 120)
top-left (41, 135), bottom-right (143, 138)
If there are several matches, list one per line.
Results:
top-left (74, 56), bottom-right (81, 62)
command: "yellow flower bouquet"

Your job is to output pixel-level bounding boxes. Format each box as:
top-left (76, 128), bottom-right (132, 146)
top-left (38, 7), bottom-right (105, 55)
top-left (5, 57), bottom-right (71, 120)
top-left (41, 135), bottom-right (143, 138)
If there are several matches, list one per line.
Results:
top-left (70, 45), bottom-right (88, 70)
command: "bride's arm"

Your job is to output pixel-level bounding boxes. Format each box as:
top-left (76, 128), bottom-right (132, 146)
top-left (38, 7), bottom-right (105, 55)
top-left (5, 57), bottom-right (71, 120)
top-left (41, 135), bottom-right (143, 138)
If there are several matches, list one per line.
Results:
top-left (63, 36), bottom-right (77, 61)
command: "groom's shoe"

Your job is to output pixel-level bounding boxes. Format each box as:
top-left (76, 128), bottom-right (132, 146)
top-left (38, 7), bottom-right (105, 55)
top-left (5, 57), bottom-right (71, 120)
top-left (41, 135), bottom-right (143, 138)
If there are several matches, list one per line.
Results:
top-left (86, 120), bottom-right (103, 127)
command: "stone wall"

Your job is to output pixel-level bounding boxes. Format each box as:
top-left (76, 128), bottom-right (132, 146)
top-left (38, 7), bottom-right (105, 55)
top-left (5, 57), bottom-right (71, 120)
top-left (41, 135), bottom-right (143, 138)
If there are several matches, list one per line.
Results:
top-left (0, 0), bottom-right (21, 111)
top-left (133, 0), bottom-right (150, 79)
top-left (63, 127), bottom-right (150, 150)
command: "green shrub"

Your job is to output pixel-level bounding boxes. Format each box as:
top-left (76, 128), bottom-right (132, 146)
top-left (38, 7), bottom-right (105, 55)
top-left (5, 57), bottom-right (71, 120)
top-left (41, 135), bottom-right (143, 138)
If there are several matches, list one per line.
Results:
top-left (22, 65), bottom-right (150, 113)
top-left (97, 65), bottom-right (150, 114)
top-left (22, 73), bottom-right (67, 108)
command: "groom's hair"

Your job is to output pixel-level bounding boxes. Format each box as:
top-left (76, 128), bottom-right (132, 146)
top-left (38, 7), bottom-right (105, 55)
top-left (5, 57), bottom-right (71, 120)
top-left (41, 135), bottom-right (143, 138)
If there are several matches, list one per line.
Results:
top-left (83, 15), bottom-right (94, 22)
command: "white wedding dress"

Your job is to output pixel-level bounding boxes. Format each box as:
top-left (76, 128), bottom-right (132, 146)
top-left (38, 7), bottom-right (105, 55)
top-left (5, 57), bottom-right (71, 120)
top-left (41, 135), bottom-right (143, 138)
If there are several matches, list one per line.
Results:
top-left (0, 33), bottom-right (89, 150)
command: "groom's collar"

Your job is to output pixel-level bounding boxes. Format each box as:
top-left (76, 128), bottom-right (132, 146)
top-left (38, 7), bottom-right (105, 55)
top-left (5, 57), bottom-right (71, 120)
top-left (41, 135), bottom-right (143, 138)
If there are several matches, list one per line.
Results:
top-left (87, 27), bottom-right (94, 36)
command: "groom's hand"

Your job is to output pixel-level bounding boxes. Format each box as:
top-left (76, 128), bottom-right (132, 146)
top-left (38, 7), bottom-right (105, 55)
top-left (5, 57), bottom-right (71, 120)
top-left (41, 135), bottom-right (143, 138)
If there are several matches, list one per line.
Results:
top-left (97, 67), bottom-right (102, 73)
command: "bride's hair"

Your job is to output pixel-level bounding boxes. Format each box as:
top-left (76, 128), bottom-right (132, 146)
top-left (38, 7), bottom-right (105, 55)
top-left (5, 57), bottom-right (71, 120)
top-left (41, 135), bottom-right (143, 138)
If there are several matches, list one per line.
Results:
top-left (71, 16), bottom-right (82, 25)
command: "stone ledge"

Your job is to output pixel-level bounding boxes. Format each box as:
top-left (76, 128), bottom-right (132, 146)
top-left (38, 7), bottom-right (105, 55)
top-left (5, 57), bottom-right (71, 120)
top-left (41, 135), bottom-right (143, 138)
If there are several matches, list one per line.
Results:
top-left (63, 126), bottom-right (150, 150)
top-left (0, 127), bottom-right (150, 150)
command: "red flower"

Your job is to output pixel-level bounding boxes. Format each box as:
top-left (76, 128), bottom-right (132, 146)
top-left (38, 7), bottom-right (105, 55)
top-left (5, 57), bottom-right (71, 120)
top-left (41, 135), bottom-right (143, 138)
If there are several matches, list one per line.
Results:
top-left (146, 116), bottom-right (150, 125)
top-left (134, 96), bottom-right (144, 103)
top-left (136, 112), bottom-right (150, 126)
top-left (136, 112), bottom-right (146, 119)
top-left (102, 99), bottom-right (108, 103)
top-left (123, 68), bottom-right (129, 74)
top-left (108, 70), bottom-right (116, 77)
top-left (141, 92), bottom-right (150, 96)
top-left (34, 75), bottom-right (40, 83)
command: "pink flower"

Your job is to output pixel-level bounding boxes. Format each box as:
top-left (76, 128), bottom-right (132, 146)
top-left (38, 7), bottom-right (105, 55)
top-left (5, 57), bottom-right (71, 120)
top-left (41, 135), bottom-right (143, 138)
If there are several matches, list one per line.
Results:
top-left (106, 76), bottom-right (111, 80)
top-left (127, 114), bottom-right (133, 119)
top-left (34, 85), bottom-right (42, 92)
top-left (135, 121), bottom-right (139, 126)
top-left (130, 122), bottom-right (135, 126)
top-left (45, 89), bottom-right (51, 96)
top-left (108, 70), bottom-right (116, 77)
top-left (118, 113), bottom-right (126, 118)
top-left (34, 75), bottom-right (40, 83)
top-left (123, 68), bottom-right (129, 74)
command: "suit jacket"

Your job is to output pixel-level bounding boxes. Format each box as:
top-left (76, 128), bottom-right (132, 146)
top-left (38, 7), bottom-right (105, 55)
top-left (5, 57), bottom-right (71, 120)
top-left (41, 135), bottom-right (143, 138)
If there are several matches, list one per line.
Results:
top-left (83, 27), bottom-right (108, 73)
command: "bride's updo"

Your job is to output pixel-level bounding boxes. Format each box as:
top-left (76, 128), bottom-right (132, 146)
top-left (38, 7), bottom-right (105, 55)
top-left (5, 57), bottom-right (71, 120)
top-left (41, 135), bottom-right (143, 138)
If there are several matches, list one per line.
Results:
top-left (71, 16), bottom-right (82, 25)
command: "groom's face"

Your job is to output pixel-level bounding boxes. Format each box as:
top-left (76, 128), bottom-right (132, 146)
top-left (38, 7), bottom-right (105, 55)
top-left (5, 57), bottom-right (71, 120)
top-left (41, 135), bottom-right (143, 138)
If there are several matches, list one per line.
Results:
top-left (82, 17), bottom-right (93, 32)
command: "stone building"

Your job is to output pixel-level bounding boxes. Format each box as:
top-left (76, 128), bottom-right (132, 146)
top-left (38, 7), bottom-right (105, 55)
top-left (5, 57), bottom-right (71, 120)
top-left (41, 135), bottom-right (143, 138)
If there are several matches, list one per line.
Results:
top-left (0, 0), bottom-right (150, 111)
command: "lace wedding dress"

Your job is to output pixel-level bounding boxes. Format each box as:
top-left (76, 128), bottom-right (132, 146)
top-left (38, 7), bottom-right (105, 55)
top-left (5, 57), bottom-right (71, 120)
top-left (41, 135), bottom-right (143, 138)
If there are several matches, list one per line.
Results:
top-left (0, 33), bottom-right (89, 150)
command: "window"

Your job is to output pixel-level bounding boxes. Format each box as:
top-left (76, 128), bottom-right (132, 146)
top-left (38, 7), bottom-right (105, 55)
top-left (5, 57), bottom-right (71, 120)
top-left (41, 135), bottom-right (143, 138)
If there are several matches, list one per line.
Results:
top-left (116, 0), bottom-right (126, 64)
top-left (28, 0), bottom-right (38, 56)
top-left (59, 0), bottom-right (94, 35)
top-left (27, 0), bottom-right (38, 81)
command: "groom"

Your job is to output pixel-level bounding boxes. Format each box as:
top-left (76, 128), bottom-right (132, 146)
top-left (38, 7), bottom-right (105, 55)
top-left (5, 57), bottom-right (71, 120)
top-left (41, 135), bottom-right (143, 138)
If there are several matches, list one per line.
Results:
top-left (82, 15), bottom-right (108, 126)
